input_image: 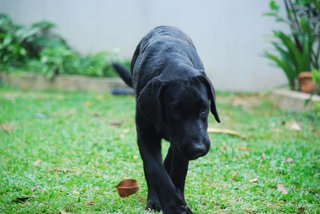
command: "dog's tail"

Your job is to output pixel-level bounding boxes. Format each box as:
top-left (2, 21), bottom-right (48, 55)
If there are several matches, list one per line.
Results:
top-left (112, 63), bottom-right (133, 88)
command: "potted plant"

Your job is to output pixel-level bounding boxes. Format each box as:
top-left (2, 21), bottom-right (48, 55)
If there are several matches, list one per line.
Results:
top-left (264, 0), bottom-right (320, 93)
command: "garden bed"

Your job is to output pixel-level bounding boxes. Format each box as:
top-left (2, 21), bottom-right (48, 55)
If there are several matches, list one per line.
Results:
top-left (0, 72), bottom-right (128, 92)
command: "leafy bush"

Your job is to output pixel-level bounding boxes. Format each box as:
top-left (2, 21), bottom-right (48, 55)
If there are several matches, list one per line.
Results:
top-left (313, 68), bottom-right (320, 84)
top-left (264, 0), bottom-right (320, 90)
top-left (0, 14), bottom-right (28, 65)
top-left (0, 14), bottom-right (128, 78)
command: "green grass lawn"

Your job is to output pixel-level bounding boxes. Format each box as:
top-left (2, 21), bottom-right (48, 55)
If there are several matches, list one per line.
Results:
top-left (0, 87), bottom-right (319, 213)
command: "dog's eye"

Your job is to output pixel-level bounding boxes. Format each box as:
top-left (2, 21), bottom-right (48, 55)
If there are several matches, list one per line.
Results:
top-left (200, 107), bottom-right (208, 116)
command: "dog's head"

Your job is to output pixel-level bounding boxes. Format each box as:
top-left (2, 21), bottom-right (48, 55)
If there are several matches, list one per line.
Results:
top-left (137, 72), bottom-right (220, 160)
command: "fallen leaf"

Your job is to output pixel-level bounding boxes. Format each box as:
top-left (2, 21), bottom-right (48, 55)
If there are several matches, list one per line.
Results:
top-left (122, 129), bottom-right (130, 134)
top-left (60, 109), bottom-right (77, 117)
top-left (230, 95), bottom-right (260, 111)
top-left (33, 160), bottom-right (42, 166)
top-left (137, 196), bottom-right (145, 203)
top-left (0, 123), bottom-right (13, 133)
top-left (262, 153), bottom-right (267, 160)
top-left (277, 183), bottom-right (288, 194)
top-left (314, 172), bottom-right (320, 177)
top-left (116, 179), bottom-right (139, 197)
top-left (59, 209), bottom-right (71, 214)
top-left (95, 95), bottom-right (105, 101)
top-left (238, 146), bottom-right (250, 151)
top-left (34, 112), bottom-right (48, 119)
top-left (32, 187), bottom-right (39, 192)
top-left (93, 112), bottom-right (102, 117)
top-left (249, 178), bottom-right (258, 183)
top-left (12, 196), bottom-right (32, 203)
top-left (287, 121), bottom-right (301, 131)
top-left (207, 127), bottom-right (243, 138)
top-left (220, 145), bottom-right (228, 150)
top-left (83, 101), bottom-right (92, 107)
top-left (231, 172), bottom-right (241, 181)
top-left (49, 168), bottom-right (76, 173)
top-left (110, 121), bottom-right (122, 127)
top-left (285, 157), bottom-right (293, 163)
top-left (298, 206), bottom-right (305, 212)
top-left (86, 200), bottom-right (94, 206)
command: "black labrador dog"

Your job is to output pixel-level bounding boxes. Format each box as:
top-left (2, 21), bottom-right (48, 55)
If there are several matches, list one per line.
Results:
top-left (112, 26), bottom-right (220, 214)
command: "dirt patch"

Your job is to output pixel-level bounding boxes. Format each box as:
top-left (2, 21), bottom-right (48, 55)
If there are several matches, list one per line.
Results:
top-left (231, 94), bottom-right (261, 108)
top-left (0, 91), bottom-right (65, 100)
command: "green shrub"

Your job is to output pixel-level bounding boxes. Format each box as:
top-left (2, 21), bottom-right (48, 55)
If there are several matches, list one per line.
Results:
top-left (264, 0), bottom-right (320, 90)
top-left (0, 14), bottom-right (28, 65)
top-left (0, 14), bottom-right (128, 78)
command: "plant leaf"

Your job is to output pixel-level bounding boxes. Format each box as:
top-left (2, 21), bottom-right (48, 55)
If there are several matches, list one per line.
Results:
top-left (277, 183), bottom-right (288, 194)
top-left (312, 69), bottom-right (320, 83)
top-left (0, 123), bottom-right (14, 133)
top-left (269, 0), bottom-right (280, 12)
top-left (207, 128), bottom-right (243, 138)
top-left (12, 196), bottom-right (32, 203)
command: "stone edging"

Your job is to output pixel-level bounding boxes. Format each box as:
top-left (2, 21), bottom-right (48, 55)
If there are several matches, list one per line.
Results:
top-left (0, 72), bottom-right (128, 93)
top-left (270, 88), bottom-right (320, 112)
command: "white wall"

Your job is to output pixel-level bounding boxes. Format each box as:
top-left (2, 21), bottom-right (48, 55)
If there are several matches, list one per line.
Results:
top-left (0, 0), bottom-right (287, 91)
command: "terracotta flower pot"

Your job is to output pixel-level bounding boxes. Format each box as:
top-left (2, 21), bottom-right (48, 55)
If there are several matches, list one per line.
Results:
top-left (298, 72), bottom-right (314, 93)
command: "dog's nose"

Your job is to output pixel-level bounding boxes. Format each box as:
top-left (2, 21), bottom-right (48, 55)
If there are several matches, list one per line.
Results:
top-left (189, 143), bottom-right (208, 160)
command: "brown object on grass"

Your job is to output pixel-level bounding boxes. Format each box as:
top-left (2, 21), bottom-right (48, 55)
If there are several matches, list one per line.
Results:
top-left (116, 179), bottom-right (139, 197)
top-left (207, 127), bottom-right (243, 138)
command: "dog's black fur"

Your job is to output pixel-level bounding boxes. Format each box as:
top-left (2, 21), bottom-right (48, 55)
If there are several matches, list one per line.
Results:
top-left (112, 26), bottom-right (220, 214)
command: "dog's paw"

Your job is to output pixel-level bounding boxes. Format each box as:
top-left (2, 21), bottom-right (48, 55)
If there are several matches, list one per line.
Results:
top-left (184, 206), bottom-right (193, 214)
top-left (178, 205), bottom-right (193, 214)
top-left (161, 204), bottom-right (193, 214)
top-left (146, 199), bottom-right (161, 212)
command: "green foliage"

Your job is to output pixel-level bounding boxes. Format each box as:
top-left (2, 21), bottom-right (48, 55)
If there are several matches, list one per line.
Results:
top-left (264, 0), bottom-right (320, 90)
top-left (0, 14), bottom-right (127, 78)
top-left (265, 31), bottom-right (312, 88)
top-left (0, 14), bottom-right (27, 65)
top-left (39, 46), bottom-right (74, 77)
top-left (312, 69), bottom-right (320, 83)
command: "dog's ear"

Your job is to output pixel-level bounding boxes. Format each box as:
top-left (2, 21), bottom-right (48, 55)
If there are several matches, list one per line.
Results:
top-left (137, 77), bottom-right (163, 132)
top-left (200, 74), bottom-right (220, 123)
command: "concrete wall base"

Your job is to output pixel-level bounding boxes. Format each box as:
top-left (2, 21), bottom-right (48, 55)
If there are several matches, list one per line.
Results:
top-left (270, 89), bottom-right (320, 112)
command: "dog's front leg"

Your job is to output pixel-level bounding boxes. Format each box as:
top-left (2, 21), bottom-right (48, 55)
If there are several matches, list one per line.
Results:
top-left (137, 132), bottom-right (190, 214)
top-left (164, 146), bottom-right (189, 200)
top-left (138, 133), bottom-right (162, 212)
